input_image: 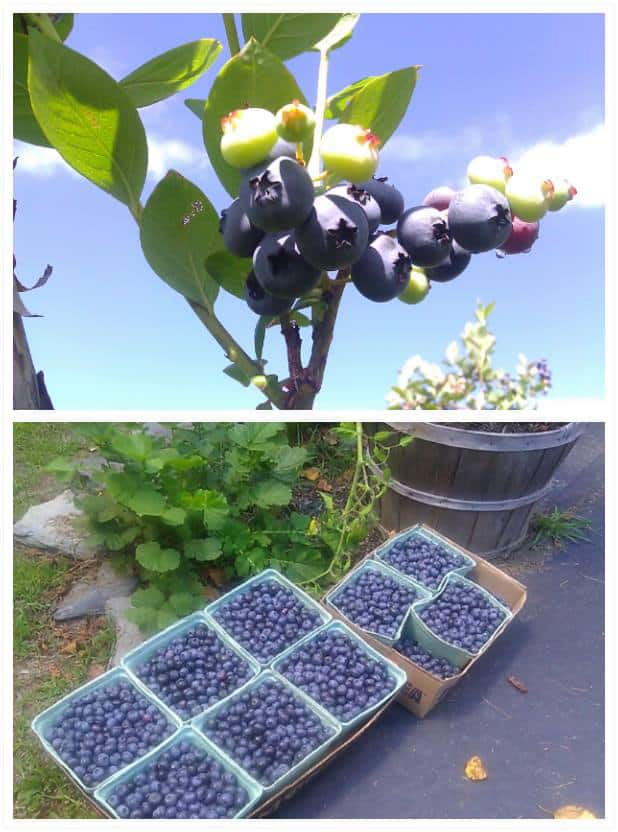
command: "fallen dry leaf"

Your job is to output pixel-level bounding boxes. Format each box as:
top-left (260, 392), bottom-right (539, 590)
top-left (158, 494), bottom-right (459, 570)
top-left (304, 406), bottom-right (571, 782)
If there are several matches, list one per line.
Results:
top-left (508, 675), bottom-right (528, 693)
top-left (49, 664), bottom-right (62, 678)
top-left (323, 432), bottom-right (338, 446)
top-left (317, 479), bottom-right (333, 492)
top-left (87, 663), bottom-right (106, 681)
top-left (60, 640), bottom-right (78, 655)
top-left (302, 467), bottom-right (321, 481)
top-left (203, 585), bottom-right (220, 602)
top-left (206, 567), bottom-right (227, 588)
top-left (554, 805), bottom-right (597, 820)
top-left (464, 756), bottom-right (488, 781)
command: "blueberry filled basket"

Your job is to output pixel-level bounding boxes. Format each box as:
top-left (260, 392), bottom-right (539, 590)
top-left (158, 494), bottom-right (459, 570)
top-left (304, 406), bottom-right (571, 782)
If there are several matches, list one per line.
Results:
top-left (374, 524), bottom-right (476, 593)
top-left (325, 558), bottom-right (430, 646)
top-left (206, 568), bottom-right (331, 665)
top-left (122, 611), bottom-right (260, 722)
top-left (194, 669), bottom-right (341, 796)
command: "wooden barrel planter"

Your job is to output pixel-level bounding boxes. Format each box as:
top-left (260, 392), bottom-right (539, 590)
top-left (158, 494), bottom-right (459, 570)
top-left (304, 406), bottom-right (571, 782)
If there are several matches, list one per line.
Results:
top-left (376, 423), bottom-right (583, 558)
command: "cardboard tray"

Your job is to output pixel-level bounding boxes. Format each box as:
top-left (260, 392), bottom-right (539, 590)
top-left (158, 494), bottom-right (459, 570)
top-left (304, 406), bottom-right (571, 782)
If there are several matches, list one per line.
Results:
top-left (323, 523), bottom-right (527, 718)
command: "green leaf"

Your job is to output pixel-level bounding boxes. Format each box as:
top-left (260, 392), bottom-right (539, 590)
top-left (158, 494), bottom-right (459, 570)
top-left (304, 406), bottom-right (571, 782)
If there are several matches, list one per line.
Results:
top-left (185, 98), bottom-right (205, 119)
top-left (52, 14), bottom-right (74, 41)
top-left (103, 526), bottom-right (141, 551)
top-left (289, 311), bottom-right (311, 328)
top-left (273, 446), bottom-right (308, 473)
top-left (252, 480), bottom-right (292, 508)
top-left (120, 39), bottom-right (222, 107)
top-left (203, 38), bottom-right (309, 197)
top-left (140, 171), bottom-right (220, 307)
top-left (157, 603), bottom-right (179, 630)
top-left (13, 33), bottom-right (51, 146)
top-left (223, 363), bottom-right (251, 387)
top-left (320, 491), bottom-right (334, 511)
top-left (110, 431), bottom-right (153, 461)
top-left (125, 605), bottom-right (158, 632)
top-left (126, 488), bottom-right (166, 516)
top-left (27, 30), bottom-right (148, 210)
top-left (184, 538), bottom-right (222, 561)
top-left (333, 66), bottom-right (419, 145)
top-left (312, 14), bottom-right (359, 53)
top-left (201, 491), bottom-right (229, 530)
top-left (205, 250), bottom-right (251, 299)
top-left (44, 458), bottom-right (76, 481)
top-left (241, 14), bottom-right (348, 60)
top-left (254, 315), bottom-right (271, 361)
top-left (136, 541), bottom-right (180, 573)
top-left (161, 507), bottom-right (187, 526)
top-left (325, 78), bottom-right (372, 120)
top-left (271, 548), bottom-right (327, 583)
top-left (131, 587), bottom-right (165, 609)
top-left (169, 591), bottom-right (201, 617)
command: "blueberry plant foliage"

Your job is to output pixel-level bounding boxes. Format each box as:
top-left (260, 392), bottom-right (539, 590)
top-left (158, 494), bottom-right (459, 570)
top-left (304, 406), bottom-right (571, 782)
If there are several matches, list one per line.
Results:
top-left (47, 422), bottom-right (411, 631)
top-left (13, 13), bottom-right (574, 409)
top-left (387, 302), bottom-right (552, 409)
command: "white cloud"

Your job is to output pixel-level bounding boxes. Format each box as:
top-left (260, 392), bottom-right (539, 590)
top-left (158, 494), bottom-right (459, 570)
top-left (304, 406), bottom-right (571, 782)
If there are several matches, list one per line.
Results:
top-left (13, 141), bottom-right (75, 177)
top-left (146, 135), bottom-right (207, 181)
top-left (14, 134), bottom-right (209, 182)
top-left (382, 125), bottom-right (487, 164)
top-left (511, 123), bottom-right (606, 208)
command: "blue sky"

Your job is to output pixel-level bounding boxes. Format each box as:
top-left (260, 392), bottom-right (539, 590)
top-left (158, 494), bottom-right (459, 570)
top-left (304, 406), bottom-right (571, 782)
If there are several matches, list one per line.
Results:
top-left (14, 13), bottom-right (605, 410)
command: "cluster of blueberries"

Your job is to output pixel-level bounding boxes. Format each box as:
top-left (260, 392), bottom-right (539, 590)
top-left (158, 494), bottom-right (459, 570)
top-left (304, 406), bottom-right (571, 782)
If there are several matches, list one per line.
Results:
top-left (382, 535), bottom-right (468, 590)
top-left (393, 635), bottom-right (459, 680)
top-left (331, 567), bottom-right (420, 638)
top-left (418, 581), bottom-right (507, 653)
top-left (278, 629), bottom-right (395, 723)
top-left (202, 677), bottom-right (335, 787)
top-left (134, 623), bottom-right (254, 720)
top-left (212, 579), bottom-right (323, 663)
top-left (45, 679), bottom-right (174, 788)
top-left (106, 739), bottom-right (250, 819)
top-left (220, 140), bottom-right (520, 314)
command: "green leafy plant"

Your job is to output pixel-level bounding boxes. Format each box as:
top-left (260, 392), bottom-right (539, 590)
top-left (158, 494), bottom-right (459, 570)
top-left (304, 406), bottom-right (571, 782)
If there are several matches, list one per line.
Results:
top-left (530, 507), bottom-right (592, 549)
top-left (387, 302), bottom-right (552, 409)
top-left (47, 423), bottom-right (410, 630)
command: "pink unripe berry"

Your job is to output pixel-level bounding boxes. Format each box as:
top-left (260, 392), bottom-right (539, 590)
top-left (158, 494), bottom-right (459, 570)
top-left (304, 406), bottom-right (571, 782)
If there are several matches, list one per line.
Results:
top-left (423, 186), bottom-right (456, 211)
top-left (498, 217), bottom-right (540, 255)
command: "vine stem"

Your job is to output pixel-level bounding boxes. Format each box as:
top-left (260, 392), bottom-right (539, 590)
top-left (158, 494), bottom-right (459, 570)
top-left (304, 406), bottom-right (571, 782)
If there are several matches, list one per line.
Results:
top-left (307, 47), bottom-right (330, 178)
top-left (28, 14), bottom-right (62, 41)
top-left (222, 13), bottom-right (241, 55)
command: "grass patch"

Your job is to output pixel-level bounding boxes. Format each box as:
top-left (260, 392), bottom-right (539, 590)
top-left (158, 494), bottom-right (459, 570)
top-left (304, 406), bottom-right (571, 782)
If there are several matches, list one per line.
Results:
top-left (530, 507), bottom-right (593, 549)
top-left (14, 423), bottom-right (115, 818)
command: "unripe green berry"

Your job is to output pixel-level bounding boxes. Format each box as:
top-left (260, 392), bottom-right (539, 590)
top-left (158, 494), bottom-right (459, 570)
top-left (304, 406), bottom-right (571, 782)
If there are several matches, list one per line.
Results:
top-left (220, 108), bottom-right (278, 169)
top-left (546, 178), bottom-right (577, 212)
top-left (320, 123), bottom-right (380, 183)
top-left (275, 100), bottom-right (316, 143)
top-left (505, 173), bottom-right (553, 222)
top-left (467, 155), bottom-right (512, 194)
top-left (399, 267), bottom-right (430, 305)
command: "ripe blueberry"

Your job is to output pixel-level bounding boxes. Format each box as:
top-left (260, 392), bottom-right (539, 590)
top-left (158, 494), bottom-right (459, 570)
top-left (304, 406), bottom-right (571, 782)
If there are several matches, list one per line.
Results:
top-left (447, 184), bottom-right (512, 253)
top-left (326, 183), bottom-right (382, 233)
top-left (320, 124), bottom-right (380, 183)
top-left (219, 199), bottom-right (264, 258)
top-left (398, 266), bottom-right (430, 305)
top-left (220, 108), bottom-right (278, 170)
top-left (417, 580), bottom-right (507, 653)
top-left (351, 233), bottom-right (411, 302)
top-left (275, 100), bottom-right (316, 143)
top-left (296, 194), bottom-right (369, 271)
top-left (239, 157), bottom-right (315, 233)
top-left (397, 206), bottom-right (452, 267)
top-left (212, 579), bottom-right (323, 663)
top-left (358, 176), bottom-right (405, 224)
top-left (45, 679), bottom-right (174, 788)
top-left (330, 566), bottom-right (420, 637)
top-left (505, 173), bottom-right (553, 222)
top-left (132, 623), bottom-right (254, 720)
top-left (424, 241), bottom-right (471, 282)
top-left (382, 536), bottom-right (467, 590)
top-left (106, 738), bottom-right (250, 819)
top-left (423, 185), bottom-right (456, 211)
top-left (278, 628), bottom-right (396, 723)
top-left (497, 217), bottom-right (540, 256)
top-left (253, 232), bottom-right (321, 299)
top-left (467, 155), bottom-right (512, 193)
top-left (201, 677), bottom-right (334, 787)
top-left (244, 271), bottom-right (294, 316)
top-left (394, 636), bottom-right (459, 679)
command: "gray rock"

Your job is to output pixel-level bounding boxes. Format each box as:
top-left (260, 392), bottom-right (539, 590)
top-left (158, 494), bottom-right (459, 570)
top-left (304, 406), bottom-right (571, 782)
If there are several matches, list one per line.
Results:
top-left (144, 423), bottom-right (173, 440)
top-left (54, 562), bottom-right (138, 621)
top-left (105, 596), bottom-right (146, 668)
top-left (13, 490), bottom-right (98, 559)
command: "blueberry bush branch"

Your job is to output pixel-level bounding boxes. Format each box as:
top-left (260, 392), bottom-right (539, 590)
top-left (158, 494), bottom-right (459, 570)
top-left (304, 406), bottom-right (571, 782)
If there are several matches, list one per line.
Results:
top-left (15, 13), bottom-right (575, 409)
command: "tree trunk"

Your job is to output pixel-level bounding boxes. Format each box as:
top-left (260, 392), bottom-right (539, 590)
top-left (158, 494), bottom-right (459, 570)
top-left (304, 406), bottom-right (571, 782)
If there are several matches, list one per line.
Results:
top-left (13, 308), bottom-right (53, 409)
